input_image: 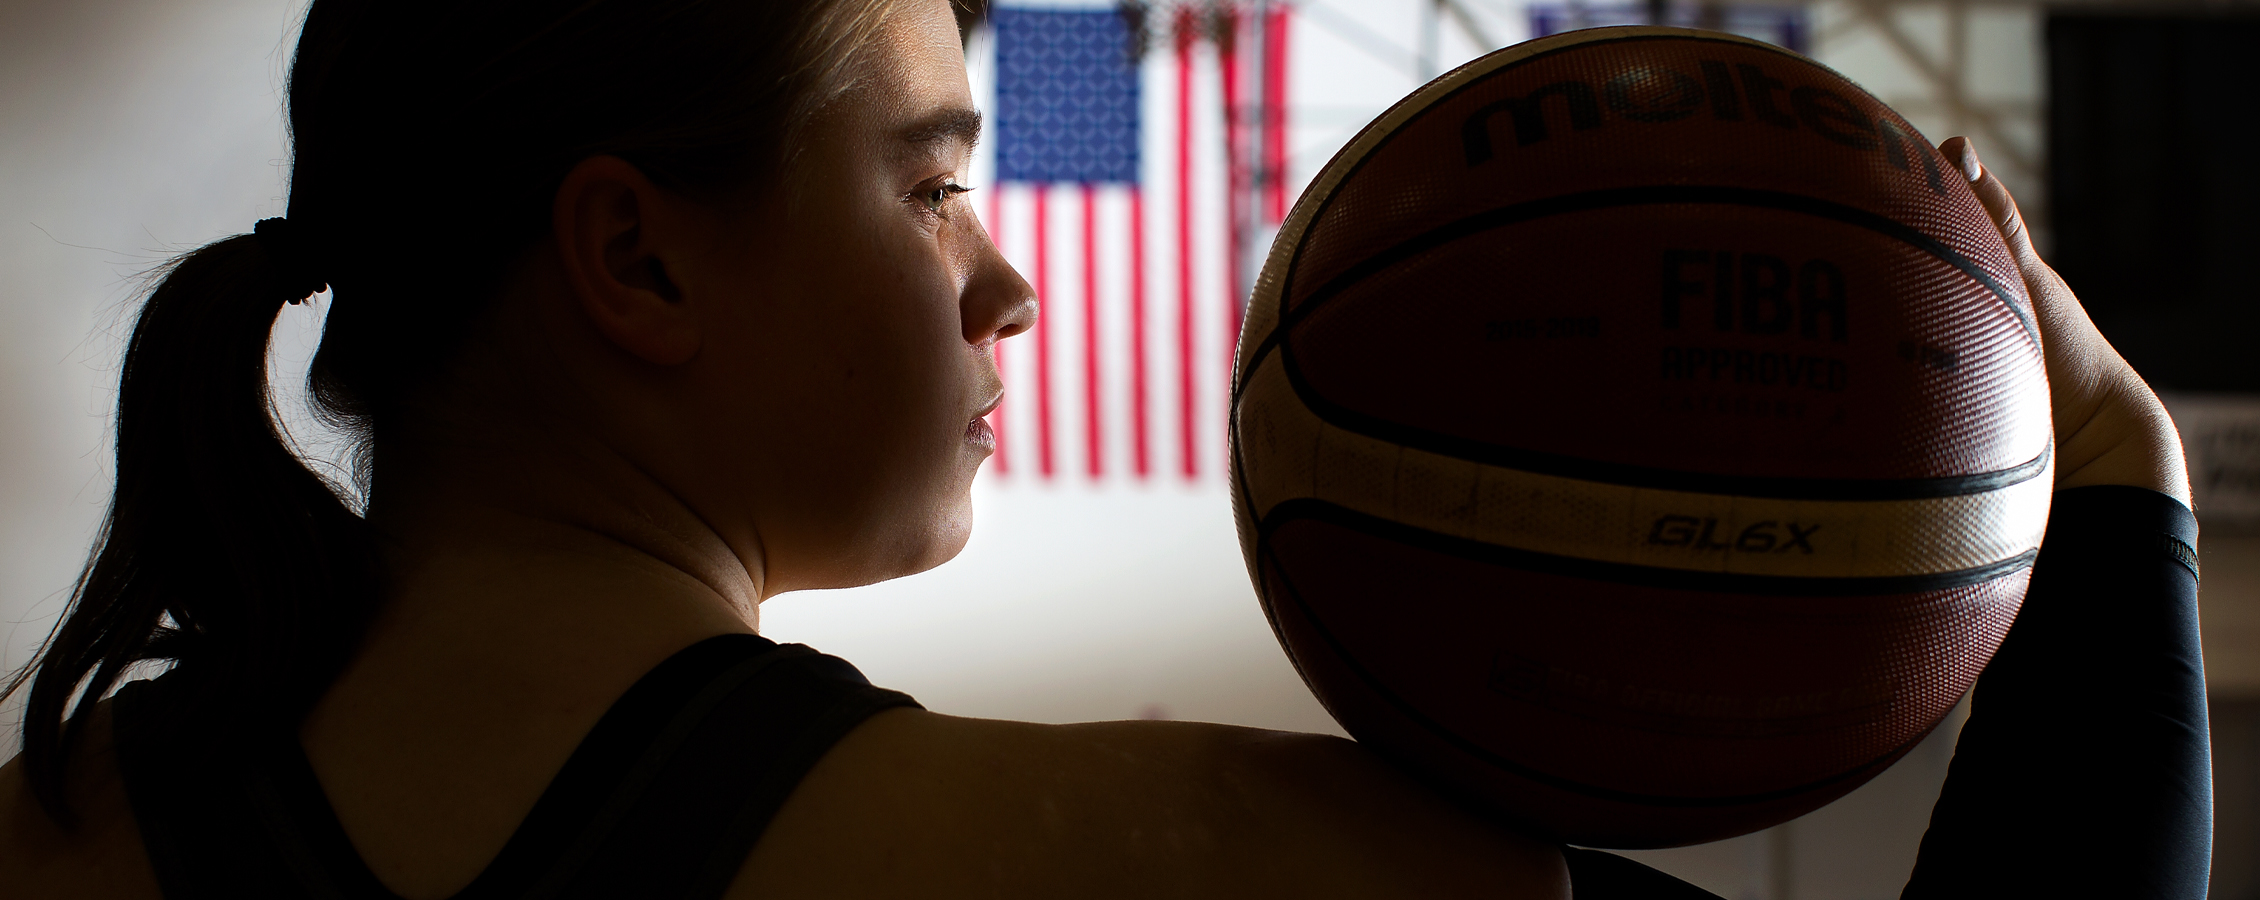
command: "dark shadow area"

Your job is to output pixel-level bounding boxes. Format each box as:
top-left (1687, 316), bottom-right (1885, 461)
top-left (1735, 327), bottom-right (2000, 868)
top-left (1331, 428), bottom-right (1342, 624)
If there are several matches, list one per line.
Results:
top-left (2218, 696), bottom-right (2259, 899)
top-left (2048, 10), bottom-right (2260, 392)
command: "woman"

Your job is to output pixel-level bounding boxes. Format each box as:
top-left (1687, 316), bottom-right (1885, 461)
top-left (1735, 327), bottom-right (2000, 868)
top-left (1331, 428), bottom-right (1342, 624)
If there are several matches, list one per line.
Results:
top-left (0, 0), bottom-right (2209, 896)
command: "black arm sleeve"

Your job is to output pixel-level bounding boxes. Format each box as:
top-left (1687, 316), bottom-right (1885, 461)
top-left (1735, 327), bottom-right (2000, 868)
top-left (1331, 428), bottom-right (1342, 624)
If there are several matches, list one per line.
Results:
top-left (1901, 485), bottom-right (2212, 899)
top-left (1569, 486), bottom-right (2211, 899)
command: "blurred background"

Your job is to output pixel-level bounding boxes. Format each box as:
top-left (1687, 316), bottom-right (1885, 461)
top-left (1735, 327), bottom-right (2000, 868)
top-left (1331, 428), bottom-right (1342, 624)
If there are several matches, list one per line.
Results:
top-left (1, 0), bottom-right (2252, 895)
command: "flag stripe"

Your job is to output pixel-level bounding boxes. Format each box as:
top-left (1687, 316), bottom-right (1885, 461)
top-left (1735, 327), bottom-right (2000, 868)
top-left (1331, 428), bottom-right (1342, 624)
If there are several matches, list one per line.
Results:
top-left (1175, 11), bottom-right (1199, 480)
top-left (1081, 182), bottom-right (1103, 479)
top-left (1034, 184), bottom-right (1056, 478)
top-left (1220, 10), bottom-right (1246, 385)
top-left (1264, 6), bottom-right (1292, 224)
top-left (1129, 186), bottom-right (1150, 478)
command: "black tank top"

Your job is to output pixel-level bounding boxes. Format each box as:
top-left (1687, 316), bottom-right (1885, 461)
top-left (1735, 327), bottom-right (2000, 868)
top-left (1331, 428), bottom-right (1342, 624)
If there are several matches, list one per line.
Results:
top-left (111, 634), bottom-right (919, 900)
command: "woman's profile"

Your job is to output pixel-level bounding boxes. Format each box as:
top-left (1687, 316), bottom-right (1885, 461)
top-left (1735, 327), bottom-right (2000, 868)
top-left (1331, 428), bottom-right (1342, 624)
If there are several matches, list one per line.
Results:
top-left (0, 1), bottom-right (2211, 897)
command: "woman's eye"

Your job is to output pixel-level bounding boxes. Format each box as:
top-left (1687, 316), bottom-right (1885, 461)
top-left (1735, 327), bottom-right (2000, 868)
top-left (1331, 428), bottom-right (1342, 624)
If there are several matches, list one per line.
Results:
top-left (918, 181), bottom-right (972, 213)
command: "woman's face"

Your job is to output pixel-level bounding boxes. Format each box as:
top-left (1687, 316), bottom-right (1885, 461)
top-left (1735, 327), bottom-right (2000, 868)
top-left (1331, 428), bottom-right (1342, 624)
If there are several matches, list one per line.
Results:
top-left (674, 0), bottom-right (1033, 597)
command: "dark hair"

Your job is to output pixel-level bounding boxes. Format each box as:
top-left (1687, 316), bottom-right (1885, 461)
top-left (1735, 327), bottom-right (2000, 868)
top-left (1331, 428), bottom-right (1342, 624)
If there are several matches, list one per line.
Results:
top-left (10, 0), bottom-right (900, 823)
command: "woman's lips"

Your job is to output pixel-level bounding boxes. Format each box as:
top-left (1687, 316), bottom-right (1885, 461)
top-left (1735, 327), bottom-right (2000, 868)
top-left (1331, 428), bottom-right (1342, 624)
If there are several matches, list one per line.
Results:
top-left (968, 392), bottom-right (1002, 453)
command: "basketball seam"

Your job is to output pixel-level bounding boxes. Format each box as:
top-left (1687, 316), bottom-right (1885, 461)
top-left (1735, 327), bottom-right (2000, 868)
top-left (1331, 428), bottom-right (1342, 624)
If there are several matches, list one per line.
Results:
top-left (1244, 29), bottom-right (1981, 403)
top-left (1278, 342), bottom-right (2052, 501)
top-left (1232, 32), bottom-right (1809, 576)
top-left (1282, 186), bottom-right (2036, 348)
top-left (1260, 537), bottom-right (1944, 811)
top-left (1262, 32), bottom-right (1819, 376)
top-left (1261, 497), bottom-right (2040, 595)
top-left (1230, 188), bottom-right (2048, 502)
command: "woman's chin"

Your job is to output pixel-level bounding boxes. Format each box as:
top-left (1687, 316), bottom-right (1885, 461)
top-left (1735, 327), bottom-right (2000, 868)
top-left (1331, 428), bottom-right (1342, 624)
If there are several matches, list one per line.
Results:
top-left (921, 496), bottom-right (976, 568)
top-left (880, 495), bottom-right (977, 584)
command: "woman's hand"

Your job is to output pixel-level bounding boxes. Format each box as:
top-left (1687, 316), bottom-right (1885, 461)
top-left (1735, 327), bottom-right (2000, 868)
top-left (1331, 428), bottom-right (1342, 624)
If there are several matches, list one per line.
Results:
top-left (1941, 136), bottom-right (2192, 506)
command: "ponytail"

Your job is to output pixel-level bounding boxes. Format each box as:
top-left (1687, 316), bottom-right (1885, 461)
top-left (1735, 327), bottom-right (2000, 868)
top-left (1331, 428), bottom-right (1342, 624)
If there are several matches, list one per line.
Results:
top-left (10, 232), bottom-right (378, 822)
top-left (10, 0), bottom-right (905, 825)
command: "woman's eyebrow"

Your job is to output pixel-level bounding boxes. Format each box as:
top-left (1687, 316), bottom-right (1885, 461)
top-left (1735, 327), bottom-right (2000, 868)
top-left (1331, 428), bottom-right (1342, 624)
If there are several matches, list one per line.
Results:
top-left (896, 107), bottom-right (983, 150)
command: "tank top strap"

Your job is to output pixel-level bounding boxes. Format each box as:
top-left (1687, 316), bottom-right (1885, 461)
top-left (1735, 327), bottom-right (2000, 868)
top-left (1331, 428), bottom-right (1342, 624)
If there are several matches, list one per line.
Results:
top-left (537, 640), bottom-right (919, 899)
top-left (113, 634), bottom-right (921, 900)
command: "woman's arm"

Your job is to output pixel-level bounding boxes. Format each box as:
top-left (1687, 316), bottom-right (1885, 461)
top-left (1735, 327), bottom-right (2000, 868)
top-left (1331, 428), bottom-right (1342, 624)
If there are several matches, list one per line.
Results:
top-left (1897, 138), bottom-right (2210, 898)
top-left (1944, 137), bottom-right (2190, 505)
top-left (1903, 485), bottom-right (2208, 898)
top-left (1555, 137), bottom-right (2213, 899)
top-left (729, 710), bottom-right (1569, 899)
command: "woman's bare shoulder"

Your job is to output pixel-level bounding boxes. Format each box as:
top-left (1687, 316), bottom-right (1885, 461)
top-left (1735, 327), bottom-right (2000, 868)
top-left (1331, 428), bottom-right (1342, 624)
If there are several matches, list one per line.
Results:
top-left (732, 709), bottom-right (1567, 900)
top-left (0, 704), bottom-right (162, 899)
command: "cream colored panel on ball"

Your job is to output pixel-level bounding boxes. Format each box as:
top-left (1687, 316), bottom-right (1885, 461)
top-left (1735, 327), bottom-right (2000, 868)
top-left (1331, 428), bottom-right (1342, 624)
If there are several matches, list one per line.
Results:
top-left (1315, 426), bottom-right (1403, 523)
top-left (1472, 459), bottom-right (1634, 560)
top-left (1234, 357), bottom-right (1321, 514)
top-left (1234, 353), bottom-right (2050, 579)
top-left (1394, 449), bottom-right (1481, 537)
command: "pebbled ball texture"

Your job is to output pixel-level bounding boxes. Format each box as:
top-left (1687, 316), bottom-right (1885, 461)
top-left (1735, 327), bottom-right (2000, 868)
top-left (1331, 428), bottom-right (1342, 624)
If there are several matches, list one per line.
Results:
top-left (1229, 27), bottom-right (2050, 848)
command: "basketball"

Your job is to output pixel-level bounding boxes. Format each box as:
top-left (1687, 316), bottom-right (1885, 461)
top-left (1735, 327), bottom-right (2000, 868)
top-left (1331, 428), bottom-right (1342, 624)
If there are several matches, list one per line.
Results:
top-left (1229, 26), bottom-right (2051, 848)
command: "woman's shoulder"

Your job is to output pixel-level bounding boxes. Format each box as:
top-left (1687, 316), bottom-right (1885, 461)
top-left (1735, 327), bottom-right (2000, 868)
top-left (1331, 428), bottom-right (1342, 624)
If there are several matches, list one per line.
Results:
top-left (732, 709), bottom-right (1568, 900)
top-left (0, 702), bottom-right (162, 899)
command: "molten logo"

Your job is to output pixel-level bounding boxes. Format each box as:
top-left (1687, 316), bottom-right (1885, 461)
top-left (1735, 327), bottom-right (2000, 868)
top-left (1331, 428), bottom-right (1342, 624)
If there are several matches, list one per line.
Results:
top-left (1459, 60), bottom-right (1946, 194)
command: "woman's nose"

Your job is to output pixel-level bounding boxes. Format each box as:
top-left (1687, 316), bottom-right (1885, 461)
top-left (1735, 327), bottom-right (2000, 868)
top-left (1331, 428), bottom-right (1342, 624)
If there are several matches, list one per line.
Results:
top-left (961, 209), bottom-right (1037, 345)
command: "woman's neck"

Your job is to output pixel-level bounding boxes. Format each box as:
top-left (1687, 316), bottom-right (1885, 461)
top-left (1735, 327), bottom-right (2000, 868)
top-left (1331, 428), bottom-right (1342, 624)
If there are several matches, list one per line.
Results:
top-left (295, 432), bottom-right (766, 899)
top-left (352, 413), bottom-right (767, 684)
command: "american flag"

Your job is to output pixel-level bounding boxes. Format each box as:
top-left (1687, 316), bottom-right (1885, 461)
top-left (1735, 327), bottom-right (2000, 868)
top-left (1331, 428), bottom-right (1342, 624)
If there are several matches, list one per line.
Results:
top-left (977, 2), bottom-right (1291, 483)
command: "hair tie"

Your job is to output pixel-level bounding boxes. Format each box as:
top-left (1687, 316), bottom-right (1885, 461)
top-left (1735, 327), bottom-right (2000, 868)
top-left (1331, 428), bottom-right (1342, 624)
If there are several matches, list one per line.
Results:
top-left (253, 217), bottom-right (328, 304)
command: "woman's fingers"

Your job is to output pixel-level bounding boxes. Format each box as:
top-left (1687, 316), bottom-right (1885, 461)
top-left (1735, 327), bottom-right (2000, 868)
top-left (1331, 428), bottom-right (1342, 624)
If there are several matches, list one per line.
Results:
top-left (1938, 136), bottom-right (2189, 505)
top-left (1945, 136), bottom-right (2098, 445)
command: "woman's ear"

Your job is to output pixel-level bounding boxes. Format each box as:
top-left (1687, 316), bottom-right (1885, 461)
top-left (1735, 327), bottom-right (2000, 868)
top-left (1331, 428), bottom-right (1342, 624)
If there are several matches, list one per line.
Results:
top-left (551, 155), bottom-right (703, 366)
